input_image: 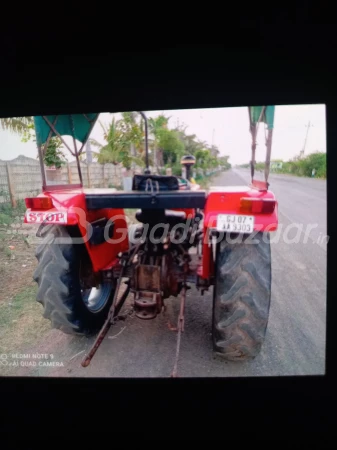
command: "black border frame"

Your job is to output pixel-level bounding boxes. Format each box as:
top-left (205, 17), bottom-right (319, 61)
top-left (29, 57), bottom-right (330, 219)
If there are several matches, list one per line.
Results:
top-left (0, 38), bottom-right (336, 436)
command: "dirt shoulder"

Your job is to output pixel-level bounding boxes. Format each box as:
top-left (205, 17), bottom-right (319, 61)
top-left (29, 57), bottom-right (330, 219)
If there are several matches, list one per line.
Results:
top-left (0, 217), bottom-right (55, 375)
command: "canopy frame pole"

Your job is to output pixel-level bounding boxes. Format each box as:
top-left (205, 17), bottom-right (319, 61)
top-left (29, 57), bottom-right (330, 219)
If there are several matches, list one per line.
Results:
top-left (248, 107), bottom-right (256, 181)
top-left (255, 106), bottom-right (265, 136)
top-left (73, 137), bottom-right (83, 185)
top-left (42, 116), bottom-right (76, 156)
top-left (69, 115), bottom-right (83, 186)
top-left (264, 128), bottom-right (273, 186)
top-left (76, 115), bottom-right (99, 156)
top-left (83, 114), bottom-right (95, 124)
top-left (41, 114), bottom-right (100, 188)
top-left (248, 106), bottom-right (267, 185)
top-left (39, 116), bottom-right (59, 190)
top-left (41, 116), bottom-right (59, 157)
top-left (38, 143), bottom-right (47, 189)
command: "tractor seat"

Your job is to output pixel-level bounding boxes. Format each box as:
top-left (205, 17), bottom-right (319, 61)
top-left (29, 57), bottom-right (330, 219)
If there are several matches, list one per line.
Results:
top-left (135, 208), bottom-right (186, 225)
top-left (132, 174), bottom-right (180, 191)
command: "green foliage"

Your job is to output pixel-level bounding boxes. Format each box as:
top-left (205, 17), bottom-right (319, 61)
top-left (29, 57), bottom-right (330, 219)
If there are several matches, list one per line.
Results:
top-left (119, 151), bottom-right (145, 170)
top-left (156, 128), bottom-right (185, 165)
top-left (43, 137), bottom-right (67, 168)
top-left (91, 119), bottom-right (125, 165)
top-left (218, 155), bottom-right (231, 170)
top-left (1, 117), bottom-right (67, 168)
top-left (195, 149), bottom-right (209, 168)
top-left (173, 126), bottom-right (203, 155)
top-left (238, 151), bottom-right (326, 179)
top-left (21, 122), bottom-right (35, 143)
top-left (108, 183), bottom-right (122, 190)
top-left (0, 213), bottom-right (12, 225)
top-left (0, 116), bottom-right (34, 135)
top-left (194, 149), bottom-right (220, 170)
top-left (299, 152), bottom-right (326, 178)
top-left (270, 152), bottom-right (326, 178)
top-left (0, 199), bottom-right (26, 226)
top-left (149, 115), bottom-right (169, 132)
top-left (3, 113), bottom-right (232, 174)
top-left (171, 162), bottom-right (183, 176)
top-left (91, 116), bottom-right (146, 169)
top-left (120, 112), bottom-right (143, 150)
top-left (255, 162), bottom-right (265, 171)
top-left (170, 125), bottom-right (229, 171)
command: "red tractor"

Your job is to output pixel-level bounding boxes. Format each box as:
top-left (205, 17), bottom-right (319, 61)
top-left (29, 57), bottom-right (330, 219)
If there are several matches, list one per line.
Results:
top-left (24, 107), bottom-right (278, 376)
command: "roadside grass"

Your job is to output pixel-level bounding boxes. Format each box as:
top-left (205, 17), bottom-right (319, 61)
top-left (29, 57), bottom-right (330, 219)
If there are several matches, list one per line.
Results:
top-left (195, 171), bottom-right (220, 190)
top-left (0, 285), bottom-right (49, 352)
top-left (197, 177), bottom-right (212, 190)
top-left (0, 201), bottom-right (51, 375)
top-left (0, 232), bottom-right (10, 256)
top-left (0, 284), bottom-right (51, 374)
top-left (0, 200), bottom-right (26, 224)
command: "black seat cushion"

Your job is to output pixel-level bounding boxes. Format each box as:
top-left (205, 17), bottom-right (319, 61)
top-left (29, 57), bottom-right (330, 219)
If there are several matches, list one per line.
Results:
top-left (135, 208), bottom-right (186, 226)
top-left (132, 174), bottom-right (179, 191)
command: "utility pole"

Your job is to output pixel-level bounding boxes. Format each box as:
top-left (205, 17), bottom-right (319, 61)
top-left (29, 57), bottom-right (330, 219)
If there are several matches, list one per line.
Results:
top-left (300, 120), bottom-right (311, 159)
top-left (86, 139), bottom-right (93, 164)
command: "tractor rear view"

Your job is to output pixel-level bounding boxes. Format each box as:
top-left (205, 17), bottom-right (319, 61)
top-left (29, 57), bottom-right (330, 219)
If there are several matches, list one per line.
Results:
top-left (24, 107), bottom-right (278, 376)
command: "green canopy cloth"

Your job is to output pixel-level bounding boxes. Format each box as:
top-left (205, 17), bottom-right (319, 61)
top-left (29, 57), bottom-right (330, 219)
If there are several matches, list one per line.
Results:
top-left (249, 106), bottom-right (275, 129)
top-left (34, 114), bottom-right (99, 147)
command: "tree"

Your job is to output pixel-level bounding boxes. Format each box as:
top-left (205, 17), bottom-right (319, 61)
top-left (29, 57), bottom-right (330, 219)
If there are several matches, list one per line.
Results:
top-left (148, 115), bottom-right (170, 169)
top-left (90, 119), bottom-right (125, 165)
top-left (148, 115), bottom-right (169, 136)
top-left (195, 149), bottom-right (210, 169)
top-left (90, 117), bottom-right (145, 170)
top-left (218, 155), bottom-right (231, 170)
top-left (120, 112), bottom-right (143, 149)
top-left (0, 116), bottom-right (34, 134)
top-left (1, 116), bottom-right (67, 168)
top-left (42, 137), bottom-right (67, 168)
top-left (156, 128), bottom-right (185, 166)
top-left (173, 127), bottom-right (204, 156)
top-left (122, 112), bottom-right (151, 165)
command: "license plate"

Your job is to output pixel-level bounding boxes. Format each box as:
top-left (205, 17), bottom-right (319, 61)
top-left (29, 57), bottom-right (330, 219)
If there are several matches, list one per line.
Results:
top-left (25, 210), bottom-right (68, 224)
top-left (216, 214), bottom-right (254, 233)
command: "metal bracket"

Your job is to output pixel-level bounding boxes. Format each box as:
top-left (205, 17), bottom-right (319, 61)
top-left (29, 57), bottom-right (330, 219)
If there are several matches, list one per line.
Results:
top-left (249, 179), bottom-right (269, 191)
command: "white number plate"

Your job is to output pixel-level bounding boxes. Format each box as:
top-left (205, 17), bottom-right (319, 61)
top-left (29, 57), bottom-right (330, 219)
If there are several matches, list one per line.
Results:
top-left (216, 214), bottom-right (254, 233)
top-left (25, 211), bottom-right (68, 224)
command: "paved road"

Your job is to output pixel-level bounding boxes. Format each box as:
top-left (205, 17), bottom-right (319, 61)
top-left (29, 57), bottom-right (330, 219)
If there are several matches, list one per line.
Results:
top-left (16, 170), bottom-right (327, 377)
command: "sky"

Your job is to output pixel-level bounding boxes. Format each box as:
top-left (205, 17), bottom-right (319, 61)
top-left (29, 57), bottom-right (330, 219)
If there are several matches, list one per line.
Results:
top-left (0, 104), bottom-right (326, 166)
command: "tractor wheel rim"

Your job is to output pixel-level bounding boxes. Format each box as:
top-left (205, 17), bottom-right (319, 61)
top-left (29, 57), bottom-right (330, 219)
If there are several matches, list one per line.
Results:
top-left (82, 283), bottom-right (112, 313)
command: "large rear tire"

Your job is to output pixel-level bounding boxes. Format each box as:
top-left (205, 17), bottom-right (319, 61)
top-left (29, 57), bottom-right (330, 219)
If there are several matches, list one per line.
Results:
top-left (212, 231), bottom-right (271, 361)
top-left (33, 225), bottom-right (114, 336)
